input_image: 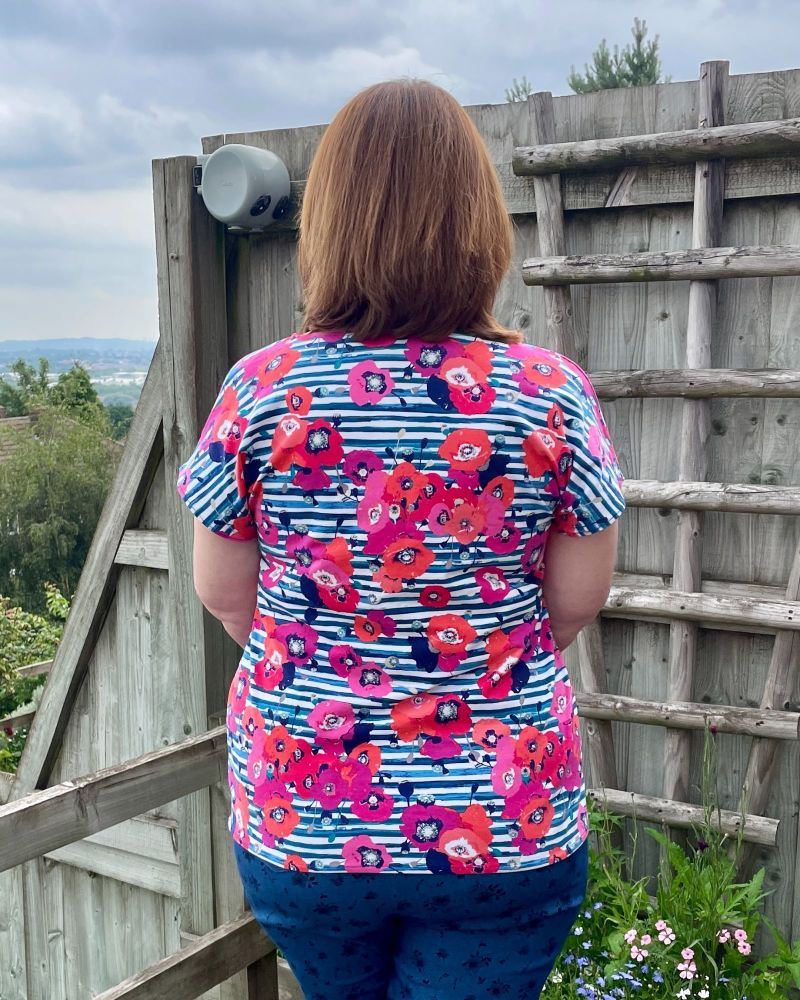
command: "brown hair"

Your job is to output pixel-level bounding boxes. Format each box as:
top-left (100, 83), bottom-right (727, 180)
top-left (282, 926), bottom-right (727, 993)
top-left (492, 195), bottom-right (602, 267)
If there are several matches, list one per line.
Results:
top-left (298, 79), bottom-right (520, 344)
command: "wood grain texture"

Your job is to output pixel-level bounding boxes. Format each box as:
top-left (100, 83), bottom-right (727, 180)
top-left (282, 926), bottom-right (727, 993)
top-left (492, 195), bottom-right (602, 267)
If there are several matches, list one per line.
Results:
top-left (0, 727), bottom-right (226, 872)
top-left (93, 912), bottom-right (273, 1000)
top-left (664, 61), bottom-right (728, 815)
top-left (577, 690), bottom-right (799, 739)
top-left (623, 479), bottom-right (800, 513)
top-left (513, 116), bottom-right (800, 174)
top-left (523, 244), bottom-right (800, 285)
top-left (115, 530), bottom-right (169, 570)
top-left (589, 788), bottom-right (778, 846)
top-left (590, 368), bottom-right (800, 398)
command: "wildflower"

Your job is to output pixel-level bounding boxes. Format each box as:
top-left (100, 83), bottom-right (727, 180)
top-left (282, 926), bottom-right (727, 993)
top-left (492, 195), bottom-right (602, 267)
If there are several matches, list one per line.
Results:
top-left (699, 990), bottom-right (710, 999)
top-left (734, 928), bottom-right (748, 942)
top-left (652, 970), bottom-right (664, 984)
top-left (676, 990), bottom-right (691, 999)
top-left (681, 947), bottom-right (695, 961)
top-left (640, 934), bottom-right (652, 946)
top-left (630, 945), bottom-right (648, 962)
top-left (655, 919), bottom-right (667, 931)
top-left (678, 958), bottom-right (697, 980)
top-left (737, 940), bottom-right (751, 955)
top-left (624, 928), bottom-right (638, 944)
top-left (550, 970), bottom-right (563, 984)
top-left (574, 925), bottom-right (584, 936)
top-left (717, 928), bottom-right (731, 943)
top-left (697, 838), bottom-right (709, 851)
top-left (658, 925), bottom-right (676, 945)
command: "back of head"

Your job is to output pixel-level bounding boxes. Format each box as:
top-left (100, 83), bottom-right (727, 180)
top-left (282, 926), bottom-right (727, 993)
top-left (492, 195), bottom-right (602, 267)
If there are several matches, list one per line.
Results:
top-left (298, 78), bottom-right (520, 344)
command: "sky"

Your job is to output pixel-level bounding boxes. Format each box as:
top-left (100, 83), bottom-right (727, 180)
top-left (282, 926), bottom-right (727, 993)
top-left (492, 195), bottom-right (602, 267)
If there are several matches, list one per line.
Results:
top-left (1, 0), bottom-right (798, 343)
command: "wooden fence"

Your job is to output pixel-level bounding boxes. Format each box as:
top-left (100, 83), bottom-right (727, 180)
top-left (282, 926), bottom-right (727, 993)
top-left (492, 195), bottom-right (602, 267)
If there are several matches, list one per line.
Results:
top-left (1, 62), bottom-right (799, 998)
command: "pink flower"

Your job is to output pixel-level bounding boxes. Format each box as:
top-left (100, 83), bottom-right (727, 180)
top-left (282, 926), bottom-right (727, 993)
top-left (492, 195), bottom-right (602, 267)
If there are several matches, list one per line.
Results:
top-left (659, 925), bottom-right (676, 945)
top-left (342, 835), bottom-right (392, 872)
top-left (717, 928), bottom-right (731, 943)
top-left (347, 662), bottom-right (393, 698)
top-left (475, 567), bottom-right (510, 604)
top-left (485, 520), bottom-right (522, 555)
top-left (681, 947), bottom-right (694, 961)
top-left (404, 338), bottom-right (463, 375)
top-left (307, 700), bottom-right (356, 741)
top-left (640, 934), bottom-right (652, 946)
top-left (351, 786), bottom-right (395, 823)
top-left (678, 959), bottom-right (697, 980)
top-left (623, 929), bottom-right (637, 945)
top-left (737, 941), bottom-right (751, 955)
top-left (655, 919), bottom-right (667, 931)
top-left (274, 622), bottom-right (318, 666)
top-left (343, 448), bottom-right (384, 485)
top-left (348, 360), bottom-right (395, 405)
top-left (400, 803), bottom-right (460, 849)
top-left (310, 765), bottom-right (348, 810)
top-left (550, 680), bottom-right (574, 726)
top-left (733, 928), bottom-right (748, 942)
top-left (630, 945), bottom-right (648, 962)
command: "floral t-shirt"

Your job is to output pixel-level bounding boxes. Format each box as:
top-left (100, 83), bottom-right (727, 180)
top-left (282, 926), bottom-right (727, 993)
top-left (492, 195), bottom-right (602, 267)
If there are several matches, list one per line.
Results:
top-left (177, 330), bottom-right (625, 875)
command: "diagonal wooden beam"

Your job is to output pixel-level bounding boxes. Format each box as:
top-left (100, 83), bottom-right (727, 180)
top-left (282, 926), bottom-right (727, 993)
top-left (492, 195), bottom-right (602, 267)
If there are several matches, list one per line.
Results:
top-left (9, 351), bottom-right (164, 800)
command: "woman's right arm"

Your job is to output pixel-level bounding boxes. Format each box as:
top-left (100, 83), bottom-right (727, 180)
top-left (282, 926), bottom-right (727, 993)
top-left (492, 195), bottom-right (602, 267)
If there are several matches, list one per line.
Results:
top-left (542, 522), bottom-right (619, 650)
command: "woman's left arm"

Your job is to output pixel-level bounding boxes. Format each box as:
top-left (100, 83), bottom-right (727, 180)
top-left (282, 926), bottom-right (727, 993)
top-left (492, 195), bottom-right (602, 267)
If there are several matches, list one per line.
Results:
top-left (192, 522), bottom-right (260, 647)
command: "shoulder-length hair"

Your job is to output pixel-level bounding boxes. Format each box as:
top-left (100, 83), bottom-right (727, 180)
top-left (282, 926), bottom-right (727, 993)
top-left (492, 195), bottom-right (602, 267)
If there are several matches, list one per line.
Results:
top-left (298, 79), bottom-right (520, 344)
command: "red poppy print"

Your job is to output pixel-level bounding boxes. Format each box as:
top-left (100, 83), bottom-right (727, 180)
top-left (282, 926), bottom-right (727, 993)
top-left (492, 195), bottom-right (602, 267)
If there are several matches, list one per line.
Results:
top-left (438, 429), bottom-right (492, 471)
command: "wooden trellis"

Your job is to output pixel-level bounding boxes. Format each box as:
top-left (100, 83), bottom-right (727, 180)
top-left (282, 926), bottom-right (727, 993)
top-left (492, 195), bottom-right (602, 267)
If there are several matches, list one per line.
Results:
top-left (514, 61), bottom-right (800, 872)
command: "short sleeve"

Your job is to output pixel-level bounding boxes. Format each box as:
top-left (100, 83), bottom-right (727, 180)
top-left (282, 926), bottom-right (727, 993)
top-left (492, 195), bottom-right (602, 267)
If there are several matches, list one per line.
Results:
top-left (176, 361), bottom-right (260, 542)
top-left (551, 359), bottom-right (626, 537)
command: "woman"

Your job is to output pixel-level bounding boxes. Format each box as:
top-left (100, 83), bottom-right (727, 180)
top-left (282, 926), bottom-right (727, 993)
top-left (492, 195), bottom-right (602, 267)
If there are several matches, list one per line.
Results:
top-left (178, 79), bottom-right (625, 1000)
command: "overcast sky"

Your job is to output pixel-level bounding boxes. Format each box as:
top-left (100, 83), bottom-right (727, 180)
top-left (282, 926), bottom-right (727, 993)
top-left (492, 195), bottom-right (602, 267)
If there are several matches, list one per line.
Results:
top-left (1, 0), bottom-right (797, 343)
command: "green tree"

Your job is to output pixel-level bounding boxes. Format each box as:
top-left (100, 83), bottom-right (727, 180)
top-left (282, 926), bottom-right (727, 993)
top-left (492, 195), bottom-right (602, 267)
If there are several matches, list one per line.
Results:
top-left (0, 585), bottom-right (68, 771)
top-left (0, 407), bottom-right (118, 611)
top-left (106, 402), bottom-right (135, 440)
top-left (505, 75), bottom-right (535, 103)
top-left (0, 359), bottom-right (50, 416)
top-left (0, 358), bottom-right (111, 433)
top-left (568, 18), bottom-right (667, 94)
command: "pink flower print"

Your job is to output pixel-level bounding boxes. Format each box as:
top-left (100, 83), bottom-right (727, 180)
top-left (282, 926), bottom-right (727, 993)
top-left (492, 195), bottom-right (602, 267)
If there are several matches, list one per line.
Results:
top-left (285, 533), bottom-right (326, 574)
top-left (420, 734), bottom-right (463, 760)
top-left (521, 534), bottom-right (547, 577)
top-left (351, 786), bottom-right (394, 823)
top-left (238, 342), bottom-right (300, 388)
top-left (343, 448), bottom-right (384, 485)
top-left (259, 559), bottom-right (287, 590)
top-left (329, 644), bottom-right (362, 677)
top-left (550, 680), bottom-right (573, 727)
top-left (253, 637), bottom-right (288, 691)
top-left (342, 835), bottom-right (392, 872)
top-left (274, 621), bottom-right (318, 666)
top-left (348, 360), bottom-right (395, 405)
top-left (347, 661), bottom-right (393, 698)
top-left (485, 520), bottom-right (522, 555)
top-left (491, 758), bottom-right (523, 798)
top-left (307, 700), bottom-right (356, 741)
top-left (400, 803), bottom-right (460, 850)
top-left (310, 763), bottom-right (348, 810)
top-left (475, 567), bottom-right (510, 605)
top-left (404, 338), bottom-right (463, 375)
top-left (307, 558), bottom-right (349, 591)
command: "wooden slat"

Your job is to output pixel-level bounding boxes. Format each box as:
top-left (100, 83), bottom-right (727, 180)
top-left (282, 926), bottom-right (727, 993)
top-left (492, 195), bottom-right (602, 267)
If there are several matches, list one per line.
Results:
top-left (589, 788), bottom-right (778, 847)
top-left (115, 530), bottom-right (169, 570)
top-left (527, 91), bottom-right (621, 816)
top-left (590, 368), bottom-right (800, 398)
top-left (604, 585), bottom-right (800, 631)
top-left (513, 116), bottom-right (800, 175)
top-left (0, 726), bottom-right (226, 873)
top-left (0, 707), bottom-right (35, 731)
top-left (15, 659), bottom-right (54, 679)
top-left (665, 61), bottom-right (728, 815)
top-left (9, 356), bottom-right (163, 801)
top-left (622, 479), bottom-right (800, 514)
top-left (522, 245), bottom-right (800, 285)
top-left (94, 912), bottom-right (274, 1000)
top-left (578, 691), bottom-right (800, 740)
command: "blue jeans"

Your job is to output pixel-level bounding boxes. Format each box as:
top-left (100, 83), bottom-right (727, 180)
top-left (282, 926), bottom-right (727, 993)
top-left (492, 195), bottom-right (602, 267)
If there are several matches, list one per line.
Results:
top-left (233, 838), bottom-right (588, 1000)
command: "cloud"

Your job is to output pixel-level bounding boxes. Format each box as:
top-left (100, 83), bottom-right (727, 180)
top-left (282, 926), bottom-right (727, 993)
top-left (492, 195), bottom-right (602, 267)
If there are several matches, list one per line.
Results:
top-left (1, 0), bottom-right (800, 341)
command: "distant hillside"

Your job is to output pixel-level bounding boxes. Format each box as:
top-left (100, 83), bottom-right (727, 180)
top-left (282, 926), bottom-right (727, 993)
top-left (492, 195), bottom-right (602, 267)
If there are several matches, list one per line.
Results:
top-left (0, 338), bottom-right (157, 372)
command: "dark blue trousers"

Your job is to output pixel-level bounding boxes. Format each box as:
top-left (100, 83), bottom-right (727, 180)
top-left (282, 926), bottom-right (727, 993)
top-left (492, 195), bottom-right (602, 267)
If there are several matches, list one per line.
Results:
top-left (233, 839), bottom-right (588, 1000)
